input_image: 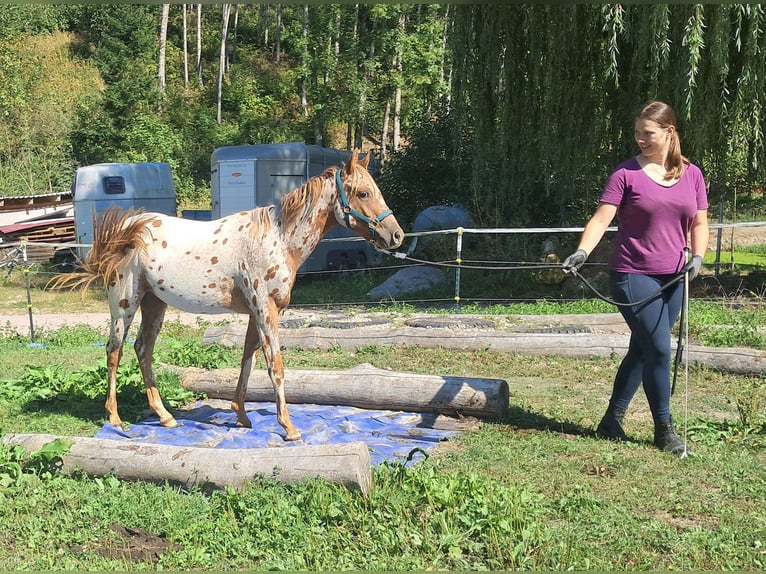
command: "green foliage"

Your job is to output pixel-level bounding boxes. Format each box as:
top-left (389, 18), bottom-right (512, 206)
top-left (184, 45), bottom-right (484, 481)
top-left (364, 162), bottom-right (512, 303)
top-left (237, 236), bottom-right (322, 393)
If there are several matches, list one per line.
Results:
top-left (448, 4), bottom-right (766, 225)
top-left (379, 115), bottom-right (473, 228)
top-left (0, 359), bottom-right (197, 414)
top-left (209, 463), bottom-right (547, 570)
top-left (688, 300), bottom-right (766, 349)
top-left (0, 438), bottom-right (72, 490)
top-left (159, 339), bottom-right (239, 370)
top-left (2, 3), bottom-right (764, 230)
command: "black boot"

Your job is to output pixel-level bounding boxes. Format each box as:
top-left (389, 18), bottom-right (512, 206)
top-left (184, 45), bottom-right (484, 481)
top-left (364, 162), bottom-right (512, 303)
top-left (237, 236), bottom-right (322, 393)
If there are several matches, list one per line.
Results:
top-left (596, 404), bottom-right (627, 441)
top-left (653, 418), bottom-right (689, 456)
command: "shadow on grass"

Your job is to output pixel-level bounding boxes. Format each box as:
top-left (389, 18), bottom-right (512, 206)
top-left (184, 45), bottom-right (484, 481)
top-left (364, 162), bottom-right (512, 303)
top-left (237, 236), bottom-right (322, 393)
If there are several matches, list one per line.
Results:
top-left (18, 387), bottom-right (151, 428)
top-left (502, 404), bottom-right (594, 438)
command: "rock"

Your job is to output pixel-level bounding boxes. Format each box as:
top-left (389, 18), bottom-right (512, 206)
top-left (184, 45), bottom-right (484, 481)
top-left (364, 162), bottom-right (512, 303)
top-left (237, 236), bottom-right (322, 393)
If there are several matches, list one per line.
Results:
top-left (367, 266), bottom-right (445, 299)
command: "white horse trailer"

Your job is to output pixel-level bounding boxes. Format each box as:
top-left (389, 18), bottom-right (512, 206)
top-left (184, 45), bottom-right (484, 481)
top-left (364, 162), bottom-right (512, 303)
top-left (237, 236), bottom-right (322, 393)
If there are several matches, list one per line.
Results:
top-left (72, 162), bottom-right (176, 260)
top-left (210, 143), bottom-right (381, 274)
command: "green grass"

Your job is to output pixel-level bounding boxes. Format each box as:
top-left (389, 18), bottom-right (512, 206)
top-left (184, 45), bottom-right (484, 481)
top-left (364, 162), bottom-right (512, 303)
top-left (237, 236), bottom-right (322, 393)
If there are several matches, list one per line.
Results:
top-left (0, 323), bottom-right (765, 570)
top-left (1, 248), bottom-right (765, 569)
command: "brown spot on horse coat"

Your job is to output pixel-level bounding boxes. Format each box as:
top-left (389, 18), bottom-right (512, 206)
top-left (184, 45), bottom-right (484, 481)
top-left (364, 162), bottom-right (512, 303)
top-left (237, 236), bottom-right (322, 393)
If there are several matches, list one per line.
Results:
top-left (211, 256), bottom-right (219, 265)
top-left (151, 220), bottom-right (162, 227)
top-left (119, 299), bottom-right (130, 309)
top-left (162, 241), bottom-right (168, 249)
top-left (265, 265), bottom-right (280, 281)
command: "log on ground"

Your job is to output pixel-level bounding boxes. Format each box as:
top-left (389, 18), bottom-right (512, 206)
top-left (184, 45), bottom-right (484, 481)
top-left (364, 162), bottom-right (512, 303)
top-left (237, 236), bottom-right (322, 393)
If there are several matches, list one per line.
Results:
top-left (203, 324), bottom-right (766, 375)
top-left (2, 433), bottom-right (372, 495)
top-left (179, 362), bottom-right (509, 419)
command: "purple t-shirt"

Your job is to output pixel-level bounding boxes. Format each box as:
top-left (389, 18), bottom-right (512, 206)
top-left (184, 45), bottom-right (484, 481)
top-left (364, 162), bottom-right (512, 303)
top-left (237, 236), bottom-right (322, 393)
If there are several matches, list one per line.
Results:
top-left (600, 157), bottom-right (708, 274)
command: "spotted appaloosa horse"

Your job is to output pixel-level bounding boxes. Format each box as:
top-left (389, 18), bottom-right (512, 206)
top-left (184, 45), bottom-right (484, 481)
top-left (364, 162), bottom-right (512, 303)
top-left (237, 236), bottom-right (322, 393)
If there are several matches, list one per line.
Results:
top-left (58, 152), bottom-right (403, 441)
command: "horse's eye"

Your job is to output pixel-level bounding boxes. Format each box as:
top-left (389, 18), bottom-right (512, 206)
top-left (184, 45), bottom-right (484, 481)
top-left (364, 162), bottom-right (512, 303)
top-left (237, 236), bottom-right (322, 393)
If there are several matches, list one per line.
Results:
top-left (357, 191), bottom-right (370, 199)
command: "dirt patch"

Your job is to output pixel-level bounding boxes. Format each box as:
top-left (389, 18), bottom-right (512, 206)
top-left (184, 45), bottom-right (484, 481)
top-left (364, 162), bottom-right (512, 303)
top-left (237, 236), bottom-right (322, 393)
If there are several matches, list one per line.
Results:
top-left (70, 524), bottom-right (182, 563)
top-left (711, 224), bottom-right (766, 251)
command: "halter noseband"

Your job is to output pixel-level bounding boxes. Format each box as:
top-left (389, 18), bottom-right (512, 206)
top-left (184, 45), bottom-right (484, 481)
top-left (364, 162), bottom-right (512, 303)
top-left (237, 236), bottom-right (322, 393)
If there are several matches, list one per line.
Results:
top-left (335, 168), bottom-right (393, 238)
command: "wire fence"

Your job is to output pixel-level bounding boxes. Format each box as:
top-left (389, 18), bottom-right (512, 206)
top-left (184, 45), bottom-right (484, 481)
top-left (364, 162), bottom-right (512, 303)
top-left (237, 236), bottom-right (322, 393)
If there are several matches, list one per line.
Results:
top-left (2, 221), bottom-right (765, 339)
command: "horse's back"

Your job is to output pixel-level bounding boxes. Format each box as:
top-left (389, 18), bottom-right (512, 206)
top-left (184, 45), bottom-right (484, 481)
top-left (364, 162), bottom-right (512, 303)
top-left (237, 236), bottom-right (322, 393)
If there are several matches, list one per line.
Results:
top-left (129, 210), bottom-right (279, 315)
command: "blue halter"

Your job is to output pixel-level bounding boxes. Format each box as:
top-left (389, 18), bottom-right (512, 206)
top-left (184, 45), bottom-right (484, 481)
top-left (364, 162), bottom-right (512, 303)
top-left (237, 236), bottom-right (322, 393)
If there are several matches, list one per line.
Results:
top-left (335, 168), bottom-right (393, 239)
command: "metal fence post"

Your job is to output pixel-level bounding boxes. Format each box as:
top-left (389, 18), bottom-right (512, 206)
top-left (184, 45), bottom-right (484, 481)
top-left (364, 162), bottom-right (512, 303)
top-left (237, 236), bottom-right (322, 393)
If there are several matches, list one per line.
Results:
top-left (454, 227), bottom-right (464, 313)
top-left (21, 241), bottom-right (36, 343)
top-left (715, 196), bottom-right (723, 277)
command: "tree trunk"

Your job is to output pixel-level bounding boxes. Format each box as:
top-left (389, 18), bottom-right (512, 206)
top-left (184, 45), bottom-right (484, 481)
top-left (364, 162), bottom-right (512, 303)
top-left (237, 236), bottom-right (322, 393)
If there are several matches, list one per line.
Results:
top-left (179, 363), bottom-right (510, 419)
top-left (182, 4), bottom-right (189, 88)
top-left (196, 3), bottom-right (203, 87)
top-left (3, 433), bottom-right (372, 495)
top-left (275, 4), bottom-right (282, 63)
top-left (300, 4), bottom-right (309, 117)
top-left (230, 4), bottom-right (239, 66)
top-left (392, 12), bottom-right (404, 151)
top-left (157, 3), bottom-right (169, 113)
top-left (381, 99), bottom-right (391, 164)
top-left (393, 79), bottom-right (402, 152)
top-left (217, 4), bottom-right (232, 124)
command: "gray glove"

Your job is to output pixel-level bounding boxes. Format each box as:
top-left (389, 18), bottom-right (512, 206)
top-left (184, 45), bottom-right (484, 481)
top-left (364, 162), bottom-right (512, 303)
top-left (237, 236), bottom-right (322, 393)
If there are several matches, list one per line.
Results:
top-left (683, 255), bottom-right (703, 281)
top-left (562, 249), bottom-right (588, 273)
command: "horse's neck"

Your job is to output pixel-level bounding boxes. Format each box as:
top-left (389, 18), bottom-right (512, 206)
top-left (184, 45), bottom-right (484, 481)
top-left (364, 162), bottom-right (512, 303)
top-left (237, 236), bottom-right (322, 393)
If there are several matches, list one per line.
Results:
top-left (280, 184), bottom-right (338, 265)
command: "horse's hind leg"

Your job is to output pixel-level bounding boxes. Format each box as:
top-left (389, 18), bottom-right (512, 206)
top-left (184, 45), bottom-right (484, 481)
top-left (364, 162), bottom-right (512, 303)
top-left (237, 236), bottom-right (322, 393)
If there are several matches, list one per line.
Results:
top-left (135, 293), bottom-right (177, 427)
top-left (105, 294), bottom-right (137, 428)
top-left (231, 316), bottom-right (262, 429)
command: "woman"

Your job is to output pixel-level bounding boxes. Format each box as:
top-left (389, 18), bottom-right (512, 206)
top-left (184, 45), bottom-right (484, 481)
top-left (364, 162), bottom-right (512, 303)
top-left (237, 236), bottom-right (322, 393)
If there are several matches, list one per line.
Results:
top-left (562, 100), bottom-right (709, 456)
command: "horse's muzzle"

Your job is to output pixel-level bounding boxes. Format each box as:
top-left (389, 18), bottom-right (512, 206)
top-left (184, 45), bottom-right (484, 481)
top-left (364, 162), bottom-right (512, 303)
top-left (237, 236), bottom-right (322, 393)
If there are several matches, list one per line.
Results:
top-left (375, 218), bottom-right (404, 250)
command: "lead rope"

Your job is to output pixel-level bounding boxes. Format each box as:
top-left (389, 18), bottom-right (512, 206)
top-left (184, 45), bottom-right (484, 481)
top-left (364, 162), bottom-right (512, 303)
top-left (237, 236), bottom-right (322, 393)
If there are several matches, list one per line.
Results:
top-left (377, 244), bottom-right (694, 454)
top-left (681, 248), bottom-right (691, 459)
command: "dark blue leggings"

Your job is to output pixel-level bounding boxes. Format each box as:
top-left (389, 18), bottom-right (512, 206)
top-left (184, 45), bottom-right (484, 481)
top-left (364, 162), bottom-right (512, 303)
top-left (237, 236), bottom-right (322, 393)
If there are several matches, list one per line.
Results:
top-left (608, 271), bottom-right (684, 423)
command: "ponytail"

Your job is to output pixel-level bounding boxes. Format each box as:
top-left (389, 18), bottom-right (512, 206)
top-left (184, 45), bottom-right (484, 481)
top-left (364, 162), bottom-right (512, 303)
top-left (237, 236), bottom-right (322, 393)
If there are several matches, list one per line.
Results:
top-left (664, 131), bottom-right (689, 180)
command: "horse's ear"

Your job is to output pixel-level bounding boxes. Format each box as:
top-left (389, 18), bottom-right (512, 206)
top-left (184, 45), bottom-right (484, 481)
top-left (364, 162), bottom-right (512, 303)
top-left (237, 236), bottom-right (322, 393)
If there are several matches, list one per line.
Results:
top-left (359, 151), bottom-right (370, 169)
top-left (344, 149), bottom-right (360, 175)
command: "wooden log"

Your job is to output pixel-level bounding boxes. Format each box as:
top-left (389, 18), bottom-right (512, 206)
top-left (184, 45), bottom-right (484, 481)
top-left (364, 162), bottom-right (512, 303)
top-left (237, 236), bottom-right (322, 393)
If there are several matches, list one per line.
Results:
top-left (203, 324), bottom-right (766, 375)
top-left (2, 433), bottom-right (372, 495)
top-left (180, 362), bottom-right (509, 419)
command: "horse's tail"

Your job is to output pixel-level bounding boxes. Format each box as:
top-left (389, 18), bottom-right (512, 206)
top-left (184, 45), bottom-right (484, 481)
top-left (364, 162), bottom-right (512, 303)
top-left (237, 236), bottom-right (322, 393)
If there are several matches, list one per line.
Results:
top-left (49, 207), bottom-right (156, 294)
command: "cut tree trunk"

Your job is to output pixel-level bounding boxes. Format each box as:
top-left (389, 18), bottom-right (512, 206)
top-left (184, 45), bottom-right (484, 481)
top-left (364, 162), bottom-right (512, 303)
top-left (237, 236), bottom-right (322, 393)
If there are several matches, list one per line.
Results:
top-left (2, 433), bottom-right (372, 495)
top-left (202, 323), bottom-right (766, 375)
top-left (179, 363), bottom-right (509, 419)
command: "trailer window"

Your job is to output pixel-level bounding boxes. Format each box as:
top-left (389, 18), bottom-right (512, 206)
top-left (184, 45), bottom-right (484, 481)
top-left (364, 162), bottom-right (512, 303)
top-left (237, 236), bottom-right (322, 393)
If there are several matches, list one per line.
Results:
top-left (103, 176), bottom-right (126, 195)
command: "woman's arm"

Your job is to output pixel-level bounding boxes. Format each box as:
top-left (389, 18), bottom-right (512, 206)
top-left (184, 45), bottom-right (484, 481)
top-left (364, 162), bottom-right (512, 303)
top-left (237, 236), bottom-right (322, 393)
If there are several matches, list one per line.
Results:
top-left (577, 203), bottom-right (618, 256)
top-left (689, 209), bottom-right (709, 258)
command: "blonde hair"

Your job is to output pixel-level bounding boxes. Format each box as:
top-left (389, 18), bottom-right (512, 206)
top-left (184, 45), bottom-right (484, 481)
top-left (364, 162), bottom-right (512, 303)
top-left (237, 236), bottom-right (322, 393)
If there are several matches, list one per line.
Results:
top-left (636, 100), bottom-right (689, 180)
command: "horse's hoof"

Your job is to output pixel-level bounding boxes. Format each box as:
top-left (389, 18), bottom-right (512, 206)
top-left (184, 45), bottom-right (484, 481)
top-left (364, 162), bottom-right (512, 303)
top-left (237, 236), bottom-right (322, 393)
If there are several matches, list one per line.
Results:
top-left (285, 431), bottom-right (302, 442)
top-left (161, 417), bottom-right (179, 428)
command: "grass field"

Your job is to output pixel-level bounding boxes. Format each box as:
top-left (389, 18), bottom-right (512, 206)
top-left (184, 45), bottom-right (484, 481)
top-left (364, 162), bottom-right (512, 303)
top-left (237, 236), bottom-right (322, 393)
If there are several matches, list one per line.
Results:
top-left (0, 256), bottom-right (765, 569)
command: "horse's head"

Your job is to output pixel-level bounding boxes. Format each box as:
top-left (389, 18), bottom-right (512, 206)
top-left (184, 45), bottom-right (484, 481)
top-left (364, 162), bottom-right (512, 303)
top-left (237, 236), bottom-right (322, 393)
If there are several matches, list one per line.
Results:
top-left (333, 151), bottom-right (404, 250)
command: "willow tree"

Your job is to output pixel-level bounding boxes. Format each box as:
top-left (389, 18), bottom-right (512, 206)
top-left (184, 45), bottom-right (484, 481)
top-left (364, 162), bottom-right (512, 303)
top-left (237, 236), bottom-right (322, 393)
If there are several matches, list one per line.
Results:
top-left (448, 4), bottom-right (766, 227)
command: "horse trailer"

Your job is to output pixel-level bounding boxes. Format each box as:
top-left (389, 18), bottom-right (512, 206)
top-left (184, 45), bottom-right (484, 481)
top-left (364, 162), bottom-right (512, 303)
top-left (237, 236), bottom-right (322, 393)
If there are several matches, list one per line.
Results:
top-left (210, 143), bottom-right (382, 274)
top-left (72, 162), bottom-right (176, 259)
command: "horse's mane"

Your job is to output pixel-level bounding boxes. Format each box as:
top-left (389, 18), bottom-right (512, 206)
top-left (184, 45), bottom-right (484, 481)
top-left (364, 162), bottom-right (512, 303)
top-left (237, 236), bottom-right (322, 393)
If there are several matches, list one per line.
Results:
top-left (278, 169), bottom-right (333, 231)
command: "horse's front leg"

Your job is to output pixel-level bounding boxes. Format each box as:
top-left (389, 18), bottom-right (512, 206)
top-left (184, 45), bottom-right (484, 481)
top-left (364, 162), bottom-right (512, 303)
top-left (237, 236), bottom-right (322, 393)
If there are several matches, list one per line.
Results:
top-left (135, 293), bottom-right (177, 427)
top-left (231, 316), bottom-right (262, 428)
top-left (261, 301), bottom-right (301, 442)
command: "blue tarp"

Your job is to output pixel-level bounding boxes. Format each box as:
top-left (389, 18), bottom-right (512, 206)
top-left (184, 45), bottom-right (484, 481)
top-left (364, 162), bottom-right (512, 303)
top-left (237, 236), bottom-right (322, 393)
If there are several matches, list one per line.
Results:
top-left (96, 399), bottom-right (463, 466)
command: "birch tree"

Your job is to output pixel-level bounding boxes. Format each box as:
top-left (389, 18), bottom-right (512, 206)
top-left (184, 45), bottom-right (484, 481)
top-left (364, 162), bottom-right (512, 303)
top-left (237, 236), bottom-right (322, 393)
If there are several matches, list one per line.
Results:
top-left (157, 3), bottom-right (169, 112)
top-left (216, 3), bottom-right (231, 124)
